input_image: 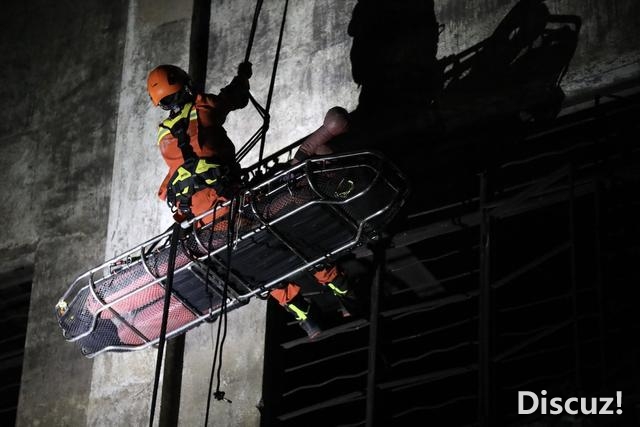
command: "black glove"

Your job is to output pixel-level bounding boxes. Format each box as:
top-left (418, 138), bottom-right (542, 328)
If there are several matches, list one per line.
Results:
top-left (237, 61), bottom-right (252, 79)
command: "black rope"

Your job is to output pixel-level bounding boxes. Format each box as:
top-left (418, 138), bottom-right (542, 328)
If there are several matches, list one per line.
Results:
top-left (200, 1), bottom-right (290, 422)
top-left (203, 201), bottom-right (220, 313)
top-left (259, 0), bottom-right (289, 162)
top-left (215, 198), bottom-right (237, 397)
top-left (235, 0), bottom-right (289, 164)
top-left (204, 197), bottom-right (237, 426)
top-left (236, 126), bottom-right (266, 162)
top-left (149, 224), bottom-right (182, 427)
top-left (244, 0), bottom-right (264, 64)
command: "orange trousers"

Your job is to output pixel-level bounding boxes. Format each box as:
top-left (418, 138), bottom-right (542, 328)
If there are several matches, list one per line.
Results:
top-left (270, 265), bottom-right (340, 305)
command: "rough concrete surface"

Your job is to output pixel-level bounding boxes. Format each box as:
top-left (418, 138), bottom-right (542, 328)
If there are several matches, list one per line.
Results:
top-left (436, 0), bottom-right (640, 98)
top-left (178, 2), bottom-right (357, 426)
top-left (85, 1), bottom-right (192, 426)
top-left (2, 0), bottom-right (638, 426)
top-left (208, 0), bottom-right (359, 168)
top-left (0, 1), bottom-right (127, 426)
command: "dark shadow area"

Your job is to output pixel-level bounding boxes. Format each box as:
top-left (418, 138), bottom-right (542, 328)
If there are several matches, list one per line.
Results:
top-left (348, 0), bottom-right (441, 136)
top-left (0, 267), bottom-right (33, 426)
top-left (439, 0), bottom-right (580, 131)
top-left (343, 0), bottom-right (581, 215)
top-left (261, 1), bottom-right (640, 426)
top-left (343, 0), bottom-right (441, 169)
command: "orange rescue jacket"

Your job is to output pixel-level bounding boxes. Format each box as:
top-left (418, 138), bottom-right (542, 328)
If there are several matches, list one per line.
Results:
top-left (156, 76), bottom-right (249, 217)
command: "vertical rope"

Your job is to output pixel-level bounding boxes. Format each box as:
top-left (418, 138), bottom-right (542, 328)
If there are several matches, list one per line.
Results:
top-left (204, 197), bottom-right (237, 426)
top-left (149, 224), bottom-right (182, 427)
top-left (365, 239), bottom-right (386, 427)
top-left (235, 0), bottom-right (289, 164)
top-left (258, 0), bottom-right (289, 162)
top-left (244, 0), bottom-right (264, 63)
top-left (157, 2), bottom-right (212, 425)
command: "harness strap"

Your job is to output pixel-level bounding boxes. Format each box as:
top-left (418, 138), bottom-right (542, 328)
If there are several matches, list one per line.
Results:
top-left (159, 102), bottom-right (197, 161)
top-left (160, 102), bottom-right (227, 212)
top-left (234, 0), bottom-right (289, 164)
top-left (149, 224), bottom-right (181, 427)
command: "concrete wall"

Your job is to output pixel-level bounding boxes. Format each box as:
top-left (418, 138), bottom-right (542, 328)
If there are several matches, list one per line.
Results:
top-left (79, 1), bottom-right (358, 425)
top-left (3, 0), bottom-right (638, 426)
top-left (85, 1), bottom-right (192, 426)
top-left (206, 0), bottom-right (360, 169)
top-left (0, 1), bottom-right (127, 426)
top-left (178, 2), bottom-right (358, 425)
top-left (436, 0), bottom-right (640, 99)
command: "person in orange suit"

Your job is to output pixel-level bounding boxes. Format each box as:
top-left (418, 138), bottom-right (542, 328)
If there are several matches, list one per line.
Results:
top-left (147, 63), bottom-right (251, 224)
top-left (148, 65), bottom-right (354, 339)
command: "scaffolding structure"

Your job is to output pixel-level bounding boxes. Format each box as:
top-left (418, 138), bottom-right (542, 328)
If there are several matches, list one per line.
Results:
top-left (260, 85), bottom-right (640, 426)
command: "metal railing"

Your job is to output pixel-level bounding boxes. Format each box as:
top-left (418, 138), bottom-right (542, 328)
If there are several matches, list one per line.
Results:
top-left (55, 151), bottom-right (409, 357)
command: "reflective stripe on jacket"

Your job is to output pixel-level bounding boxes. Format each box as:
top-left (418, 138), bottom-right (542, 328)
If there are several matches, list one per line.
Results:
top-left (156, 76), bottom-right (248, 216)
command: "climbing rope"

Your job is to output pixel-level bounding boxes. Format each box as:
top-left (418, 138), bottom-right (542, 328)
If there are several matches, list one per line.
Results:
top-left (148, 224), bottom-right (182, 427)
top-left (202, 0), bottom-right (292, 419)
top-left (235, 0), bottom-right (290, 164)
top-left (244, 0), bottom-right (263, 63)
top-left (204, 197), bottom-right (237, 426)
top-left (150, 1), bottom-right (291, 423)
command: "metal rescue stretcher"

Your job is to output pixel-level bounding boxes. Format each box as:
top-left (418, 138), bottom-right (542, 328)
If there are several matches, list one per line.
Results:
top-left (55, 151), bottom-right (409, 357)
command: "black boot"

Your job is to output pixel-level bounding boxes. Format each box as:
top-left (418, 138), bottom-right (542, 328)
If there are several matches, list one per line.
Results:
top-left (284, 293), bottom-right (322, 339)
top-left (325, 274), bottom-right (360, 318)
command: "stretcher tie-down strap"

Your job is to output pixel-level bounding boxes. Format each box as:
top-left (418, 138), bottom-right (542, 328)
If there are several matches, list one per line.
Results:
top-left (55, 151), bottom-right (409, 357)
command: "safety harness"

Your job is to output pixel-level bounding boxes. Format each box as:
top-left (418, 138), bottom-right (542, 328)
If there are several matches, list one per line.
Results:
top-left (159, 102), bottom-right (226, 214)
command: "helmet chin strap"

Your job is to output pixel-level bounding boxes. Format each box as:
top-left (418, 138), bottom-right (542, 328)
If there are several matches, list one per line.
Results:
top-left (165, 87), bottom-right (195, 114)
top-left (183, 84), bottom-right (193, 99)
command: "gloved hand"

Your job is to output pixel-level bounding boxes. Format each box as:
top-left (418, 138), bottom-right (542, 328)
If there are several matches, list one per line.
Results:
top-left (237, 61), bottom-right (252, 79)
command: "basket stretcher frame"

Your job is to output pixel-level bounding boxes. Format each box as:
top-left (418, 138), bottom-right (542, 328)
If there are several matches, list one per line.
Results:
top-left (56, 151), bottom-right (409, 356)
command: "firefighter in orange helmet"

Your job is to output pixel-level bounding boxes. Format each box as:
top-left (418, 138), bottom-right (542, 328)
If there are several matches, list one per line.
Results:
top-left (147, 62), bottom-right (252, 221)
top-left (147, 64), bottom-right (354, 339)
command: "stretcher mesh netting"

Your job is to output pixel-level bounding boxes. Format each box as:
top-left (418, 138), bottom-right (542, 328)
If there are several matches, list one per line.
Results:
top-left (56, 152), bottom-right (408, 356)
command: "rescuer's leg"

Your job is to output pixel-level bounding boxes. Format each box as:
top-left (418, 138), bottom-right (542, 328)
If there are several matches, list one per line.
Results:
top-left (314, 265), bottom-right (358, 318)
top-left (270, 283), bottom-right (322, 339)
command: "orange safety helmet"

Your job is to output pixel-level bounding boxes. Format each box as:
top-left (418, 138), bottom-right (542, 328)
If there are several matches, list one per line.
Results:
top-left (147, 65), bottom-right (191, 106)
